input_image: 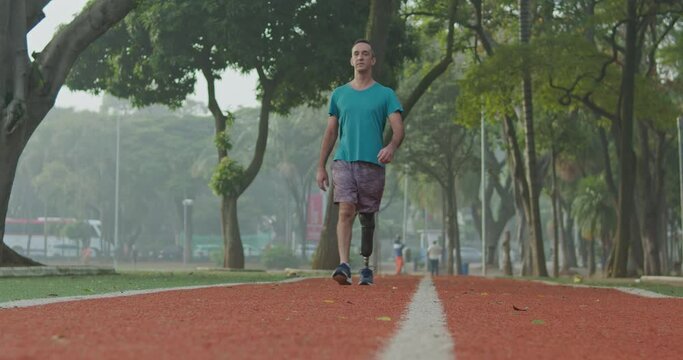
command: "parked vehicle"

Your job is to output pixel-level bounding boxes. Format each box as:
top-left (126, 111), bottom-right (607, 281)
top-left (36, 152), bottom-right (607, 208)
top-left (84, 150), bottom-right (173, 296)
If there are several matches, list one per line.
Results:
top-left (193, 244), bottom-right (222, 260)
top-left (158, 244), bottom-right (183, 260)
top-left (293, 243), bottom-right (317, 258)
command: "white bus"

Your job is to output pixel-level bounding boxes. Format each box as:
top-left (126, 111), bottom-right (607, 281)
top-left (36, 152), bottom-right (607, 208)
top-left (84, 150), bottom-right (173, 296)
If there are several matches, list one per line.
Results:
top-left (3, 217), bottom-right (105, 258)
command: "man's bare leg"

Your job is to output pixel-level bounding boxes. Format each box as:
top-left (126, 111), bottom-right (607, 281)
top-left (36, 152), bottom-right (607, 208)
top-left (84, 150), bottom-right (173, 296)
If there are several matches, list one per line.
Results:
top-left (337, 202), bottom-right (356, 264)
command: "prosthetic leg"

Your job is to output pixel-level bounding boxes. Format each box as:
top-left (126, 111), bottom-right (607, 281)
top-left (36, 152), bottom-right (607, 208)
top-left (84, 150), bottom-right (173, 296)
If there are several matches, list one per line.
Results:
top-left (359, 213), bottom-right (375, 269)
top-left (358, 212), bottom-right (375, 285)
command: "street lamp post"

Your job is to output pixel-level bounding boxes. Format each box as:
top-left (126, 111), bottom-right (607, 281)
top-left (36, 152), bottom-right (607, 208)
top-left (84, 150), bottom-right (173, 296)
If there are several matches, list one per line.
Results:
top-left (113, 114), bottom-right (120, 270)
top-left (481, 112), bottom-right (486, 276)
top-left (677, 116), bottom-right (683, 274)
top-left (182, 198), bottom-right (194, 265)
top-left (402, 167), bottom-right (409, 246)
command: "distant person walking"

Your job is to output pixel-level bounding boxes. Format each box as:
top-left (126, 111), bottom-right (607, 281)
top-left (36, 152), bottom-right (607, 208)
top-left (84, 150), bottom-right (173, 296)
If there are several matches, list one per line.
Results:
top-left (316, 39), bottom-right (404, 286)
top-left (393, 236), bottom-right (405, 275)
top-left (427, 240), bottom-right (443, 276)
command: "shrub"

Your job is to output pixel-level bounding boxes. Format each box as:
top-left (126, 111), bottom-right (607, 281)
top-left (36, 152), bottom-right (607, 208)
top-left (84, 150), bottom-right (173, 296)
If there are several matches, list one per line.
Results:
top-left (261, 245), bottom-right (301, 269)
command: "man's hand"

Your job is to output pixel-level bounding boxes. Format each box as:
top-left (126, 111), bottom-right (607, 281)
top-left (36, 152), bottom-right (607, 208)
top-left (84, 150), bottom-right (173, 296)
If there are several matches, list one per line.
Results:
top-left (316, 166), bottom-right (329, 191)
top-left (377, 144), bottom-right (396, 164)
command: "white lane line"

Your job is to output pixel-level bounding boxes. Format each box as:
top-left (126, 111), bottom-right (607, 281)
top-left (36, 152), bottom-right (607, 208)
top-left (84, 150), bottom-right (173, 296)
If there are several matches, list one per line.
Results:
top-left (378, 276), bottom-right (455, 360)
top-left (0, 277), bottom-right (307, 309)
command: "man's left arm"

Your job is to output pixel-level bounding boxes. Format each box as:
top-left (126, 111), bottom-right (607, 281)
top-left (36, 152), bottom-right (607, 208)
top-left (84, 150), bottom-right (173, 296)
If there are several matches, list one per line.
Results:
top-left (377, 111), bottom-right (404, 164)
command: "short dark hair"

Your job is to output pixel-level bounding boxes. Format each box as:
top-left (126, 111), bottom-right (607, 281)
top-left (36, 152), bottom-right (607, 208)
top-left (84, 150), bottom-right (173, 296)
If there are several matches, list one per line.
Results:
top-left (353, 39), bottom-right (372, 47)
top-left (352, 39), bottom-right (374, 55)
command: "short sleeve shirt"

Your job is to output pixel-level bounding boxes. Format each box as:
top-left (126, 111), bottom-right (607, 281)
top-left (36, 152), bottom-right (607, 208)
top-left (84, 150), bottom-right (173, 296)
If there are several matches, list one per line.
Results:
top-left (427, 245), bottom-right (443, 260)
top-left (328, 82), bottom-right (403, 167)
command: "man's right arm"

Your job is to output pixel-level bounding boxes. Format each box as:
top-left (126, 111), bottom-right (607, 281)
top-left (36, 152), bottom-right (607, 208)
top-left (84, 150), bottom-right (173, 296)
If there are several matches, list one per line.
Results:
top-left (316, 115), bottom-right (338, 191)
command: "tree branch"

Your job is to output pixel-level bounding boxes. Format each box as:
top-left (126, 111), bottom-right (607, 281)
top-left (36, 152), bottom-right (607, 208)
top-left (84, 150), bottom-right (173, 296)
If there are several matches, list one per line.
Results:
top-left (580, 93), bottom-right (618, 123)
top-left (646, 16), bottom-right (678, 75)
top-left (400, 11), bottom-right (441, 19)
top-left (36, 0), bottom-right (136, 102)
top-left (25, 0), bottom-right (50, 33)
top-left (240, 77), bottom-right (274, 195)
top-left (400, 0), bottom-right (457, 121)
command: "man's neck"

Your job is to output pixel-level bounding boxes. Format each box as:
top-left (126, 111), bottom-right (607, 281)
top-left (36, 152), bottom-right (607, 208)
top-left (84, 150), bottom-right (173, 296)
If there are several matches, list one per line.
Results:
top-left (350, 72), bottom-right (375, 90)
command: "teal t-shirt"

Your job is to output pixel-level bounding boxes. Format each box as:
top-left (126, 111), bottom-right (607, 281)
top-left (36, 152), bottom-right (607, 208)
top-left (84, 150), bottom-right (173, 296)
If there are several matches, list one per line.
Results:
top-left (328, 82), bottom-right (403, 167)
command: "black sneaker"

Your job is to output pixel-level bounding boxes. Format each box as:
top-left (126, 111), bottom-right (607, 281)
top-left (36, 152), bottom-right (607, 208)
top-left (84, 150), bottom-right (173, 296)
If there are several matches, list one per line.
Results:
top-left (332, 263), bottom-right (352, 285)
top-left (358, 267), bottom-right (374, 285)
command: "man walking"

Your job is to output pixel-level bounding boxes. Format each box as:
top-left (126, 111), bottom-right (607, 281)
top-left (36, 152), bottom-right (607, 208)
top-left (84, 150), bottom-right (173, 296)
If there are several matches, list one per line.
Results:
top-left (427, 240), bottom-right (443, 276)
top-left (316, 39), bottom-right (404, 285)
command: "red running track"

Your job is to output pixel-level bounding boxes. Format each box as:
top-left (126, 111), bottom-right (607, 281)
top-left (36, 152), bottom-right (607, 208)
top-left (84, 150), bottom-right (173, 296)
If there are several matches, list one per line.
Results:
top-left (0, 276), bottom-right (418, 360)
top-left (434, 277), bottom-right (683, 359)
top-left (1, 276), bottom-right (683, 359)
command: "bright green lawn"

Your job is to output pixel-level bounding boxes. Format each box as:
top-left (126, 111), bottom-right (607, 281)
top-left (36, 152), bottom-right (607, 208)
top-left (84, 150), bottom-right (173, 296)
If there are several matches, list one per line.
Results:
top-left (0, 271), bottom-right (292, 303)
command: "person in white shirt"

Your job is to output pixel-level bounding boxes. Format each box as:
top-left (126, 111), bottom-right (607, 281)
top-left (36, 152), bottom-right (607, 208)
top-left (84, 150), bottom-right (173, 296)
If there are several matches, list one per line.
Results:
top-left (427, 240), bottom-right (443, 276)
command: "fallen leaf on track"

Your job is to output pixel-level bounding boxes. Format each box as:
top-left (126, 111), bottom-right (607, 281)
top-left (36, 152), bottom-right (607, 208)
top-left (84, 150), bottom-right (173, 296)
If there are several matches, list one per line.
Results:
top-left (531, 319), bottom-right (545, 325)
top-left (323, 299), bottom-right (335, 304)
top-left (376, 316), bottom-right (392, 321)
top-left (51, 335), bottom-right (68, 345)
top-left (513, 305), bottom-right (529, 311)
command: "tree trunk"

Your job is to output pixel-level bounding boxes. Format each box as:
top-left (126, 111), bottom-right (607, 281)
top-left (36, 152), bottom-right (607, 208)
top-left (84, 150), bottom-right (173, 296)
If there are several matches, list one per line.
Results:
top-left (502, 230), bottom-right (513, 275)
top-left (365, 0), bottom-right (395, 85)
top-left (519, 0), bottom-right (548, 277)
top-left (503, 116), bottom-right (532, 275)
top-left (551, 148), bottom-right (560, 277)
top-left (588, 238), bottom-right (596, 276)
top-left (608, 0), bottom-right (638, 277)
top-left (445, 180), bottom-right (460, 275)
top-left (561, 199), bottom-right (578, 269)
top-left (298, 194), bottom-right (308, 260)
top-left (222, 195), bottom-right (244, 269)
top-left (312, 188), bottom-right (340, 269)
top-left (637, 123), bottom-right (661, 275)
top-left (470, 162), bottom-right (515, 267)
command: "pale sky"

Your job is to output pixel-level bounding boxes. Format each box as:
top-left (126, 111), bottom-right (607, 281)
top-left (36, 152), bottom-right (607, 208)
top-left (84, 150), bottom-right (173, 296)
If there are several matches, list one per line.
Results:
top-left (27, 0), bottom-right (259, 112)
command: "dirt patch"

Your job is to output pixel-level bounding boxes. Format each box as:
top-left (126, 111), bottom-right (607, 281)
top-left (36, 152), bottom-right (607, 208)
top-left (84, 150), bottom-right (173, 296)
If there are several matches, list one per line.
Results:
top-left (434, 277), bottom-right (683, 359)
top-left (0, 276), bottom-right (419, 359)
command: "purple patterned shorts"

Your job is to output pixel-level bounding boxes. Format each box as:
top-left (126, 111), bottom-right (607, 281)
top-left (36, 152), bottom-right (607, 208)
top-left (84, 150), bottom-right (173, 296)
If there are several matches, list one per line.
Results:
top-left (332, 160), bottom-right (385, 213)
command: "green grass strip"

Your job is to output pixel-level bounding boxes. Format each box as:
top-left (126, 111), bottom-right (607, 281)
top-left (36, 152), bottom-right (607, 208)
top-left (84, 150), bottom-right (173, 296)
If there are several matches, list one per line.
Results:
top-left (0, 271), bottom-right (291, 302)
top-left (511, 276), bottom-right (683, 298)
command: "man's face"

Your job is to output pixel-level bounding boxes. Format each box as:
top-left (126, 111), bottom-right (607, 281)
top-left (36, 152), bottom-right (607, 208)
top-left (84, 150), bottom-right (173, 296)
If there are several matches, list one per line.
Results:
top-left (350, 42), bottom-right (375, 72)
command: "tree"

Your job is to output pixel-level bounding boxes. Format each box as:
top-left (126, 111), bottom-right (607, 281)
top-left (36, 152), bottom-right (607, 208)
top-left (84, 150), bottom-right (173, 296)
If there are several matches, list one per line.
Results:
top-left (518, 0), bottom-right (548, 277)
top-left (456, 0), bottom-right (682, 277)
top-left (69, 0), bottom-right (368, 268)
top-left (0, 0), bottom-right (136, 266)
top-left (572, 176), bottom-right (616, 275)
top-left (268, 107), bottom-right (327, 259)
top-left (400, 67), bottom-right (476, 275)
